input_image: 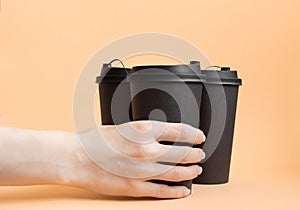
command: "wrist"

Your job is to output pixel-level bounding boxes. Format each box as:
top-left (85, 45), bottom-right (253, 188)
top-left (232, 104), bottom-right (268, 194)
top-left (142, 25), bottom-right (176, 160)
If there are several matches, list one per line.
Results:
top-left (55, 128), bottom-right (111, 191)
top-left (46, 130), bottom-right (84, 186)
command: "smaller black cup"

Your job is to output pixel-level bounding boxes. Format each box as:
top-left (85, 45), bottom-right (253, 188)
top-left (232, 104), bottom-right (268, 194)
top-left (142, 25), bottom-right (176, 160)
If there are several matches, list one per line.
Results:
top-left (129, 62), bottom-right (206, 190)
top-left (193, 67), bottom-right (242, 184)
top-left (96, 62), bottom-right (132, 125)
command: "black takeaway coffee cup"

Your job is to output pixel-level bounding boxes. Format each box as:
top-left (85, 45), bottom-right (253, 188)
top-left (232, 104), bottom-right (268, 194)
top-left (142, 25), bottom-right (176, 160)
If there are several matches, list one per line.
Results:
top-left (96, 59), bottom-right (132, 125)
top-left (193, 66), bottom-right (242, 184)
top-left (128, 62), bottom-right (206, 190)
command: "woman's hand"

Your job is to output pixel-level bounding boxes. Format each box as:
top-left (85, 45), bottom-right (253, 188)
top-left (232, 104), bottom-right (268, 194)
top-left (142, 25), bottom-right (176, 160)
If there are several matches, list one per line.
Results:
top-left (0, 121), bottom-right (205, 199)
top-left (68, 121), bottom-right (206, 198)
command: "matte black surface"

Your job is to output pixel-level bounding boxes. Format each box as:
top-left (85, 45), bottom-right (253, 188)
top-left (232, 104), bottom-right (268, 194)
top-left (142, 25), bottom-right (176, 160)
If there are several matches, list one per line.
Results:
top-left (193, 85), bottom-right (239, 184)
top-left (193, 69), bottom-right (242, 184)
top-left (99, 82), bottom-right (132, 125)
top-left (130, 63), bottom-right (204, 190)
top-left (96, 66), bottom-right (132, 125)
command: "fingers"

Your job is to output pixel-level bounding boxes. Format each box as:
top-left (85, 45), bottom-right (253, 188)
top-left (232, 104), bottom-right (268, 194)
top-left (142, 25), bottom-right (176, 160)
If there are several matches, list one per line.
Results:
top-left (122, 141), bottom-right (205, 165)
top-left (150, 165), bottom-right (202, 182)
top-left (157, 144), bottom-right (205, 164)
top-left (152, 121), bottom-right (206, 145)
top-left (118, 121), bottom-right (205, 145)
top-left (131, 181), bottom-right (192, 198)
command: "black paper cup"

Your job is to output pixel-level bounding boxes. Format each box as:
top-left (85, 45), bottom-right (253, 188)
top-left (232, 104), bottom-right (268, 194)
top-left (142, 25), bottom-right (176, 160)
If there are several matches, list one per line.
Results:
top-left (96, 63), bottom-right (132, 125)
top-left (193, 67), bottom-right (242, 184)
top-left (128, 62), bottom-right (206, 190)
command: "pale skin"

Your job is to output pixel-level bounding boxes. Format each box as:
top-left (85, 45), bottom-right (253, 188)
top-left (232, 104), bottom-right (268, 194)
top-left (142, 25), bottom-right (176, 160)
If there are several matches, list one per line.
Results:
top-left (0, 121), bottom-right (205, 199)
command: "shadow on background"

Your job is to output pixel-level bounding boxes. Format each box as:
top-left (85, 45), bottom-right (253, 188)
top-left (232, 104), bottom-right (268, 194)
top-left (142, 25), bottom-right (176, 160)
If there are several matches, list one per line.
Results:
top-left (0, 185), bottom-right (159, 202)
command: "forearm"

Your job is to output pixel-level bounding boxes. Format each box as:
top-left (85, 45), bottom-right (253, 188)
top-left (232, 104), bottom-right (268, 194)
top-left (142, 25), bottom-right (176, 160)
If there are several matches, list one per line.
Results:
top-left (0, 127), bottom-right (79, 186)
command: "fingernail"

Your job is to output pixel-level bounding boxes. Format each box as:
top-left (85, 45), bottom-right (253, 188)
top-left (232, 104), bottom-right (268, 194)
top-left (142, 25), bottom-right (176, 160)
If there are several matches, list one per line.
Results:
top-left (197, 166), bottom-right (203, 175)
top-left (202, 151), bottom-right (206, 160)
top-left (183, 188), bottom-right (191, 196)
top-left (202, 134), bottom-right (206, 142)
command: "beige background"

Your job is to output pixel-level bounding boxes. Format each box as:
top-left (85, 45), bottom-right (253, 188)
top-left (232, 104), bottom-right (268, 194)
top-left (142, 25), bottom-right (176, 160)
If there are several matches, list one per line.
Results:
top-left (0, 0), bottom-right (299, 209)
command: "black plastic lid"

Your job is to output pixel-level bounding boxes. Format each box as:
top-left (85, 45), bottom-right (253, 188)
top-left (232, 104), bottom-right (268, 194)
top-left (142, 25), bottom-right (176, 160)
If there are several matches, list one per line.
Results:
top-left (129, 62), bottom-right (206, 82)
top-left (96, 63), bottom-right (131, 83)
top-left (201, 67), bottom-right (242, 86)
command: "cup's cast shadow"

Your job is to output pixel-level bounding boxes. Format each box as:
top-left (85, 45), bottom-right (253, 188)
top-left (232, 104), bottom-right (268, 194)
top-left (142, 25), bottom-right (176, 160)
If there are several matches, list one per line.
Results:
top-left (0, 185), bottom-right (161, 202)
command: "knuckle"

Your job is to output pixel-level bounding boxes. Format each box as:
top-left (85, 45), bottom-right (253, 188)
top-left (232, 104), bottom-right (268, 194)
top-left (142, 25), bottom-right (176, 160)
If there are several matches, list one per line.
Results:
top-left (174, 188), bottom-right (184, 197)
top-left (181, 124), bottom-right (192, 138)
top-left (179, 146), bottom-right (193, 162)
top-left (123, 180), bottom-right (137, 196)
top-left (131, 144), bottom-right (157, 158)
top-left (193, 166), bottom-right (199, 176)
top-left (125, 145), bottom-right (143, 158)
top-left (156, 186), bottom-right (184, 198)
top-left (171, 123), bottom-right (184, 140)
top-left (169, 187), bottom-right (183, 198)
top-left (183, 145), bottom-right (194, 154)
top-left (157, 185), bottom-right (169, 197)
top-left (193, 148), bottom-right (203, 161)
top-left (182, 123), bottom-right (192, 131)
top-left (133, 121), bottom-right (151, 132)
top-left (137, 145), bottom-right (147, 157)
top-left (171, 167), bottom-right (182, 179)
top-left (174, 123), bottom-right (184, 133)
top-left (141, 145), bottom-right (157, 157)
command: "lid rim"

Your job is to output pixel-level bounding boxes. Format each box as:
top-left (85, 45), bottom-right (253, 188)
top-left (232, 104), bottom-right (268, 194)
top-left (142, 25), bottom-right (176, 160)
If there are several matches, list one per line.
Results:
top-left (127, 73), bottom-right (206, 83)
top-left (204, 81), bottom-right (242, 85)
top-left (131, 63), bottom-right (201, 76)
top-left (201, 69), bottom-right (242, 86)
